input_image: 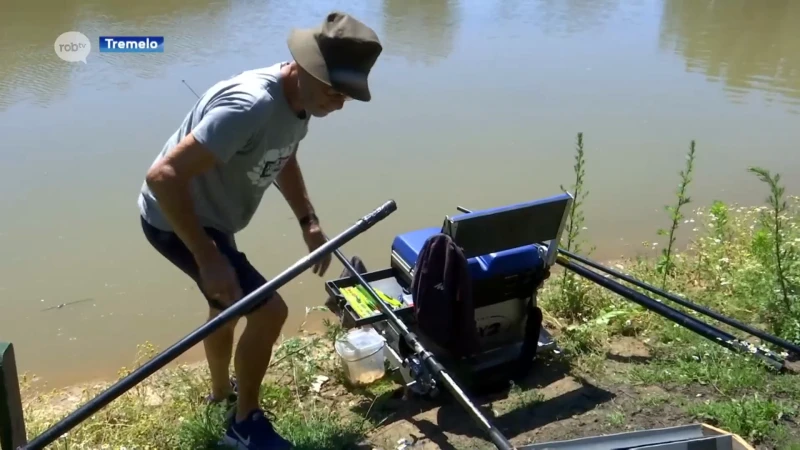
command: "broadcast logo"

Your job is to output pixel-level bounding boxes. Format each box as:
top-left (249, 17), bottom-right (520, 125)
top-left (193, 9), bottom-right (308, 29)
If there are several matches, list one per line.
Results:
top-left (99, 36), bottom-right (165, 53)
top-left (54, 31), bottom-right (92, 63)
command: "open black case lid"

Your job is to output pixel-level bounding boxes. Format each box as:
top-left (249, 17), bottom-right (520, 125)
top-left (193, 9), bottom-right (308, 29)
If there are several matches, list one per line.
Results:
top-left (441, 192), bottom-right (573, 265)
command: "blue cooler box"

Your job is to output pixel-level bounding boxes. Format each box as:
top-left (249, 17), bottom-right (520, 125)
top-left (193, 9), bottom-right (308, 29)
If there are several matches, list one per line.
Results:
top-left (390, 225), bottom-right (548, 350)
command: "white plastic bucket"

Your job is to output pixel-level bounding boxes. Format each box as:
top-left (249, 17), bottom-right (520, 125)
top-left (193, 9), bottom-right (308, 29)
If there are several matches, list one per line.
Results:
top-left (334, 327), bottom-right (386, 385)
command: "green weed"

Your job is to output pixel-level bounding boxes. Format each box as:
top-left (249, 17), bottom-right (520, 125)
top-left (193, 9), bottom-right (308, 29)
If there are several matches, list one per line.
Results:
top-left (689, 394), bottom-right (796, 443)
top-left (656, 140), bottom-right (696, 288)
top-left (554, 131), bottom-right (597, 322)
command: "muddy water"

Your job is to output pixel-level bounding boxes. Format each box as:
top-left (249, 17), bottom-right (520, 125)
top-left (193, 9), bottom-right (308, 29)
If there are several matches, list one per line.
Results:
top-left (1, 0), bottom-right (799, 389)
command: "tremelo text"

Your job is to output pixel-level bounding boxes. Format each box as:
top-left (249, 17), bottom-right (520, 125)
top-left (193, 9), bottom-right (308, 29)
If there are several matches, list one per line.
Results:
top-left (99, 36), bottom-right (165, 53)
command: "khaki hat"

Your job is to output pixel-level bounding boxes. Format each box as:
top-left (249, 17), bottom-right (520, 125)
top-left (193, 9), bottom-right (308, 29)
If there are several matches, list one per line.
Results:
top-left (287, 12), bottom-right (383, 102)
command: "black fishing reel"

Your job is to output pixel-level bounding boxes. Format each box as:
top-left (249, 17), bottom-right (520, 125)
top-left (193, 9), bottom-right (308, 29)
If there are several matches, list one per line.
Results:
top-left (404, 355), bottom-right (439, 398)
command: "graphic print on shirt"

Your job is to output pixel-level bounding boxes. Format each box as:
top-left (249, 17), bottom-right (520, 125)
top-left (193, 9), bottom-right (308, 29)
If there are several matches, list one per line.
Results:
top-left (247, 145), bottom-right (295, 188)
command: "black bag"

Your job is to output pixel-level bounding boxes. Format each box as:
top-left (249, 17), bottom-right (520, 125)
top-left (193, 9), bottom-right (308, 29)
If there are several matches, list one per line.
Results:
top-left (411, 233), bottom-right (480, 358)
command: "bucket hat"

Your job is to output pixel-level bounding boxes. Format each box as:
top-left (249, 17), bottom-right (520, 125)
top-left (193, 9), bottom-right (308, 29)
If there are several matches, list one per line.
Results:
top-left (287, 12), bottom-right (383, 102)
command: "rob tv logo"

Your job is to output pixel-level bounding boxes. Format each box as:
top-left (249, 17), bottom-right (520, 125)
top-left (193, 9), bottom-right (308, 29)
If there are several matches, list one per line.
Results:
top-left (54, 31), bottom-right (92, 63)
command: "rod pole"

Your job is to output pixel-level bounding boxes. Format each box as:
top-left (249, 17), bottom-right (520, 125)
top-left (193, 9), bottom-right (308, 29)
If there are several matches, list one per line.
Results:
top-left (557, 249), bottom-right (800, 356)
top-left (21, 200), bottom-right (398, 450)
top-left (556, 256), bottom-right (784, 370)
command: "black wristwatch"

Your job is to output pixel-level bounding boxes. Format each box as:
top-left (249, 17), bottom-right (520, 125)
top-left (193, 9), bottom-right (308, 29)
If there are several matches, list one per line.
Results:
top-left (299, 213), bottom-right (319, 228)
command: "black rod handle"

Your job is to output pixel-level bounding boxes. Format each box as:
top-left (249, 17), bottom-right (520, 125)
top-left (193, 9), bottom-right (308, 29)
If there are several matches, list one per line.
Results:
top-left (360, 199), bottom-right (397, 228)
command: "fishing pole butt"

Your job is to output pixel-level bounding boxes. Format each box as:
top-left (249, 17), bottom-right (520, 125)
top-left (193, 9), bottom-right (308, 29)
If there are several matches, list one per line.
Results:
top-left (360, 199), bottom-right (397, 227)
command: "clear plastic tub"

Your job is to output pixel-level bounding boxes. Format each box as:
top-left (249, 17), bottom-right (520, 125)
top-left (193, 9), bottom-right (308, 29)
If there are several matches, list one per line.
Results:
top-left (334, 327), bottom-right (386, 385)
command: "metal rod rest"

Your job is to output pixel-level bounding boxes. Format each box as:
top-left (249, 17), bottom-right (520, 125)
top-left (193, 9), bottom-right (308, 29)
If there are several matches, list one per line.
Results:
top-left (21, 200), bottom-right (398, 450)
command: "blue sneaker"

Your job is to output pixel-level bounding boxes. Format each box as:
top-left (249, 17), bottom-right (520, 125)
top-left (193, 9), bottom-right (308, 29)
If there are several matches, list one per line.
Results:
top-left (220, 409), bottom-right (292, 449)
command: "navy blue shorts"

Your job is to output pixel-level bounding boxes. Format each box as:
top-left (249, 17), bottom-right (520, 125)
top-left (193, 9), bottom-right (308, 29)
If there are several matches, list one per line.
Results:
top-left (140, 215), bottom-right (273, 314)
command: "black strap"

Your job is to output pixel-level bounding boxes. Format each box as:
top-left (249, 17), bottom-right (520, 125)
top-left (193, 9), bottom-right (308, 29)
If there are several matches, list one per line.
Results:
top-left (299, 213), bottom-right (319, 228)
top-left (516, 268), bottom-right (549, 378)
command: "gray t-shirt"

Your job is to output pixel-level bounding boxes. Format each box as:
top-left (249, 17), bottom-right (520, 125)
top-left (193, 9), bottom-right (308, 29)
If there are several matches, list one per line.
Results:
top-left (138, 62), bottom-right (310, 234)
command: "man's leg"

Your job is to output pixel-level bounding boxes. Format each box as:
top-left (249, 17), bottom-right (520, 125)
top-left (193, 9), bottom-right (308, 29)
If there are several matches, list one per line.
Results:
top-left (218, 246), bottom-right (293, 448)
top-left (234, 292), bottom-right (288, 421)
top-left (140, 216), bottom-right (239, 403)
top-left (206, 308), bottom-right (238, 401)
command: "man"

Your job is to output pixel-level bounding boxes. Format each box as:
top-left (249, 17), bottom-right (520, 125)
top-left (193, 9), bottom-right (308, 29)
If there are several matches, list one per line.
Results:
top-left (137, 12), bottom-right (382, 449)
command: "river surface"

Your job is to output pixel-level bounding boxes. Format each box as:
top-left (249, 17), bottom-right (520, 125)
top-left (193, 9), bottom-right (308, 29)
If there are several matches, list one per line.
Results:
top-left (1, 0), bottom-right (799, 390)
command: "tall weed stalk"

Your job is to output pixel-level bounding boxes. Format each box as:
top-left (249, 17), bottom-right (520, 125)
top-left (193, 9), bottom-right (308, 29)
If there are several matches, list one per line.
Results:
top-left (656, 140), bottom-right (697, 288)
top-left (558, 132), bottom-right (595, 320)
top-left (748, 166), bottom-right (799, 339)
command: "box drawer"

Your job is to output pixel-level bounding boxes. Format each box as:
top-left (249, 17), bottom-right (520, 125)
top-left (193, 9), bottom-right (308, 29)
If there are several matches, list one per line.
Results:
top-left (325, 268), bottom-right (415, 328)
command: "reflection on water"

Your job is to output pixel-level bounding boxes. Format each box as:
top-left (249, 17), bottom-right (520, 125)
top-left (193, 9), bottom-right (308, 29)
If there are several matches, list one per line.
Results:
top-left (381, 0), bottom-right (459, 65)
top-left (529, 0), bottom-right (625, 36)
top-left (0, 0), bottom-right (81, 108)
top-left (0, 0), bottom-right (233, 110)
top-left (659, 0), bottom-right (800, 111)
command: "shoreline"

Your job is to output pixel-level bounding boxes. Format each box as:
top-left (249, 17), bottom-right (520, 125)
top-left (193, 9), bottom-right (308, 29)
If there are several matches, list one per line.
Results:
top-left (15, 254), bottom-right (636, 402)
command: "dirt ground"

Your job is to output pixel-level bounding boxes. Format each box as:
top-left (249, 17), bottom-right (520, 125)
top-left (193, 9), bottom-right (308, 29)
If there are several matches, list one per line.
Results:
top-left (318, 335), bottom-right (794, 450)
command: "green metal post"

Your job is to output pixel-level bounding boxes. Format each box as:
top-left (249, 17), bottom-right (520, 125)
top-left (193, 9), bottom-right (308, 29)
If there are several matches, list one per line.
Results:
top-left (0, 342), bottom-right (26, 449)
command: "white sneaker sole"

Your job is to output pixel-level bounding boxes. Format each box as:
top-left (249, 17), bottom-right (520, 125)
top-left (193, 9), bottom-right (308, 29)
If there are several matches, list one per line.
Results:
top-left (218, 435), bottom-right (251, 449)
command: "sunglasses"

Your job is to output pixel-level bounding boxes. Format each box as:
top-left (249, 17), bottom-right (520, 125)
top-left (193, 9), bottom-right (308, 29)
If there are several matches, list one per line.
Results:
top-left (324, 86), bottom-right (352, 102)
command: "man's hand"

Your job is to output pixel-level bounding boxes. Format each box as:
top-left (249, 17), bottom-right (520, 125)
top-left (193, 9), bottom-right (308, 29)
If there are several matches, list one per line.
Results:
top-left (197, 249), bottom-right (242, 307)
top-left (302, 222), bottom-right (331, 276)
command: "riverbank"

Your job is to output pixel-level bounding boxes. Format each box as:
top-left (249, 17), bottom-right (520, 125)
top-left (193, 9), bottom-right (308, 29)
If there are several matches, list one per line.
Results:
top-left (19, 137), bottom-right (800, 449)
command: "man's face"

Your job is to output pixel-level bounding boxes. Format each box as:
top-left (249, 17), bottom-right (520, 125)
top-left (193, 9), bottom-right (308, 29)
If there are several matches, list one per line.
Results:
top-left (297, 66), bottom-right (350, 118)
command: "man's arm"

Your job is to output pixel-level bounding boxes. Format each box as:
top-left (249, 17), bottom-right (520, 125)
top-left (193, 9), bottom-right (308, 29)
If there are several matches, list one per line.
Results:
top-left (145, 133), bottom-right (221, 263)
top-left (147, 92), bottom-right (260, 263)
top-left (275, 148), bottom-right (316, 224)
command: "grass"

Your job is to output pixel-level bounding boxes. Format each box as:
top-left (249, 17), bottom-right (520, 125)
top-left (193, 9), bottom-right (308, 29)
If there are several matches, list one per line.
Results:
top-left (21, 332), bottom-right (375, 449)
top-left (539, 135), bottom-right (800, 448)
top-left (16, 132), bottom-right (800, 449)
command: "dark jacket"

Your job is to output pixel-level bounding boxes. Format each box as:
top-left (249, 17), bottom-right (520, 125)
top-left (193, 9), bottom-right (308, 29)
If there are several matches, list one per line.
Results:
top-left (411, 233), bottom-right (480, 358)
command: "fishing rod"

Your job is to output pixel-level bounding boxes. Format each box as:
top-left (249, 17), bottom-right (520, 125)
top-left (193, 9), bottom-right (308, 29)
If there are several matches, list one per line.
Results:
top-left (554, 248), bottom-right (800, 356)
top-left (182, 79), bottom-right (201, 99)
top-left (553, 254), bottom-right (784, 369)
top-left (454, 206), bottom-right (786, 370)
top-left (332, 248), bottom-right (516, 450)
top-left (20, 200), bottom-right (398, 450)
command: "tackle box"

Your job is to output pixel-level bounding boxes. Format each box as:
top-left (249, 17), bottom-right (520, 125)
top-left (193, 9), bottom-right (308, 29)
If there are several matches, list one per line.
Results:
top-left (324, 268), bottom-right (415, 329)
